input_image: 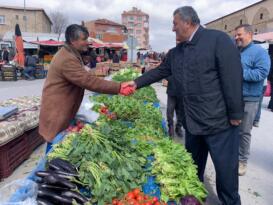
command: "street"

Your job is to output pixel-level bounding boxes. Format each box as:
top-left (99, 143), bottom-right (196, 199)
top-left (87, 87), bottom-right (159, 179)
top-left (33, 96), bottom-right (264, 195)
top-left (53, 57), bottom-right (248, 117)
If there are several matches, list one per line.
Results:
top-left (0, 80), bottom-right (273, 205)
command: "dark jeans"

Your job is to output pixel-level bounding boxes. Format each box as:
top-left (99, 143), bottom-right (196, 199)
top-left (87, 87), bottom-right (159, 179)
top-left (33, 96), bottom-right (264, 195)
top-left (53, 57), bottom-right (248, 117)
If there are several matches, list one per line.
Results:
top-left (23, 66), bottom-right (35, 79)
top-left (166, 95), bottom-right (183, 128)
top-left (254, 86), bottom-right (267, 122)
top-left (268, 81), bottom-right (273, 110)
top-left (186, 126), bottom-right (241, 205)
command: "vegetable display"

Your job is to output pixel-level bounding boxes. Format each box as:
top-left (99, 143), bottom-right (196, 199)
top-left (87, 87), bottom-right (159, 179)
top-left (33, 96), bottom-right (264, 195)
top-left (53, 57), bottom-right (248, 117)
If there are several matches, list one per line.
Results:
top-left (46, 68), bottom-right (207, 204)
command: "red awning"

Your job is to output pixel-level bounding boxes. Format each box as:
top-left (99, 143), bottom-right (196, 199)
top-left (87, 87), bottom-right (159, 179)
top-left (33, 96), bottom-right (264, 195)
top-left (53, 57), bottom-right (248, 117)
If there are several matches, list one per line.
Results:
top-left (104, 43), bottom-right (124, 48)
top-left (30, 40), bottom-right (64, 46)
top-left (90, 42), bottom-right (105, 48)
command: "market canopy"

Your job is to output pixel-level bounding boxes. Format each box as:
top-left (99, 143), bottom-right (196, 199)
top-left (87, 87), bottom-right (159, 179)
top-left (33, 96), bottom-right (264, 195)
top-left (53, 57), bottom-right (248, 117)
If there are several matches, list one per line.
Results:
top-left (29, 39), bottom-right (64, 46)
top-left (254, 32), bottom-right (273, 42)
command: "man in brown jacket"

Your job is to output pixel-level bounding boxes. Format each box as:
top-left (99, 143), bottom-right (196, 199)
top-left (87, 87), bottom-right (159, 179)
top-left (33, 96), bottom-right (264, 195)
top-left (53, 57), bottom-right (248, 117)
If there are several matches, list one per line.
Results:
top-left (39, 24), bottom-right (132, 142)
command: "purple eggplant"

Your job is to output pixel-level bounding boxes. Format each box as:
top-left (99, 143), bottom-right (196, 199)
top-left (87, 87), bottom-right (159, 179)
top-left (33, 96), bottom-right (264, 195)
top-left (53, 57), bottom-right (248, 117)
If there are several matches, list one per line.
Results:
top-left (180, 196), bottom-right (202, 205)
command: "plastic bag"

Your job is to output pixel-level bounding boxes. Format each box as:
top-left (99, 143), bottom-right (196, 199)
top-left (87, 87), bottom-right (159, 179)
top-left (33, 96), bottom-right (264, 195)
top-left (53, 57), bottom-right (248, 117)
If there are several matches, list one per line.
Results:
top-left (264, 81), bottom-right (271, 97)
top-left (0, 179), bottom-right (38, 205)
top-left (75, 95), bottom-right (99, 123)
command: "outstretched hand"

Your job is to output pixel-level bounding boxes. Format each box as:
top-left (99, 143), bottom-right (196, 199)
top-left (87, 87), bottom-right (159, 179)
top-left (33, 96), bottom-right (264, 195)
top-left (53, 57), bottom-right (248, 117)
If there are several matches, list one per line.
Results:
top-left (119, 81), bottom-right (137, 96)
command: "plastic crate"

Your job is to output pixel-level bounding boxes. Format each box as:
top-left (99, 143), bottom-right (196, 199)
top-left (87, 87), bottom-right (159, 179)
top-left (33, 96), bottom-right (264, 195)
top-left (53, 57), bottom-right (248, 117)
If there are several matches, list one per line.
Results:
top-left (0, 133), bottom-right (29, 179)
top-left (34, 70), bottom-right (47, 79)
top-left (1, 65), bottom-right (17, 81)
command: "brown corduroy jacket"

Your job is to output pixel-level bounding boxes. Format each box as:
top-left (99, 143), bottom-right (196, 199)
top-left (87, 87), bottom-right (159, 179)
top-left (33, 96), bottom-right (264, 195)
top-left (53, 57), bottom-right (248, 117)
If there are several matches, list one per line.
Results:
top-left (39, 44), bottom-right (120, 142)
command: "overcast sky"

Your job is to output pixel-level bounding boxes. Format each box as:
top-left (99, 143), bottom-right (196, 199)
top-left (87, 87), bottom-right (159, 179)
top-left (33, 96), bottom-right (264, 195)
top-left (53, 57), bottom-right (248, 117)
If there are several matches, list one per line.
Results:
top-left (1, 0), bottom-right (260, 51)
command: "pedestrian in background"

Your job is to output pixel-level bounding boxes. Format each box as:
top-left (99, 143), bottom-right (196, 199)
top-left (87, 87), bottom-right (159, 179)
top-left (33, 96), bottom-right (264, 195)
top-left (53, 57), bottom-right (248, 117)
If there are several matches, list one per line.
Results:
top-left (1, 47), bottom-right (9, 63)
top-left (268, 55), bottom-right (273, 111)
top-left (234, 24), bottom-right (271, 176)
top-left (112, 50), bottom-right (120, 63)
top-left (24, 53), bottom-right (38, 80)
top-left (166, 75), bottom-right (183, 138)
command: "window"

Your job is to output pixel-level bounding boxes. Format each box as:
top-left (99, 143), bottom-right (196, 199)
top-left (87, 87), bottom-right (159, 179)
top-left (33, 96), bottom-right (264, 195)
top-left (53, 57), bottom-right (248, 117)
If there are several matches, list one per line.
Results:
top-left (0, 16), bottom-right (5, 24)
top-left (23, 15), bottom-right (27, 21)
top-left (129, 16), bottom-right (134, 21)
top-left (136, 30), bottom-right (141, 34)
top-left (16, 15), bottom-right (19, 20)
top-left (224, 24), bottom-right (227, 30)
top-left (128, 22), bottom-right (134, 27)
top-left (255, 29), bottom-right (258, 34)
top-left (128, 29), bottom-right (133, 35)
top-left (240, 19), bottom-right (243, 25)
top-left (107, 27), bottom-right (117, 33)
top-left (96, 34), bottom-right (103, 40)
top-left (137, 23), bottom-right (142, 28)
top-left (137, 16), bottom-right (142, 21)
top-left (260, 13), bottom-right (263, 20)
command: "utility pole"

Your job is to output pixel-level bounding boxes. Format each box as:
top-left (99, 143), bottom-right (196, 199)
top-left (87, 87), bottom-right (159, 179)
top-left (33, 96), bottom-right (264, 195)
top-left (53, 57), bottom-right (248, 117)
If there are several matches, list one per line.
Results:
top-left (24, 0), bottom-right (27, 32)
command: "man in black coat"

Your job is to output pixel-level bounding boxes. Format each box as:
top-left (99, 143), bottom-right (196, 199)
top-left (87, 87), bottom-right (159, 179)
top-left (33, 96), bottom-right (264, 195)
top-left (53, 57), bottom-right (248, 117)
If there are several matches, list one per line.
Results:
top-left (166, 76), bottom-right (183, 137)
top-left (124, 6), bottom-right (243, 205)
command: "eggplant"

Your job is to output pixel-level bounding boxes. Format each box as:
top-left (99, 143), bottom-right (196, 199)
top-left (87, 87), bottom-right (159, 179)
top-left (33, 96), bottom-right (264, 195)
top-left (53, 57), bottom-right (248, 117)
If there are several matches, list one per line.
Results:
top-left (180, 196), bottom-right (201, 205)
top-left (38, 188), bottom-right (73, 204)
top-left (44, 174), bottom-right (77, 189)
top-left (40, 183), bottom-right (69, 191)
top-left (36, 171), bottom-right (73, 180)
top-left (61, 190), bottom-right (89, 204)
top-left (48, 158), bottom-right (77, 174)
top-left (55, 170), bottom-right (79, 177)
top-left (37, 198), bottom-right (54, 205)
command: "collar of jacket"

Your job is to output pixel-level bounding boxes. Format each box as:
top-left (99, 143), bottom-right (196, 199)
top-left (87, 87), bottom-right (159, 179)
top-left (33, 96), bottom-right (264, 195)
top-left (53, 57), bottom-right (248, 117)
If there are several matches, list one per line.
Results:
top-left (63, 43), bottom-right (84, 66)
top-left (185, 26), bottom-right (205, 46)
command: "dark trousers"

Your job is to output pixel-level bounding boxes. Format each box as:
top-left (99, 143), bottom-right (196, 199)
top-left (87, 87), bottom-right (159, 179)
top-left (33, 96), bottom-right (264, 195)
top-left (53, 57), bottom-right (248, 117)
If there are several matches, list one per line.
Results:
top-left (186, 126), bottom-right (241, 205)
top-left (166, 95), bottom-right (182, 128)
top-left (23, 66), bottom-right (35, 79)
top-left (268, 81), bottom-right (273, 110)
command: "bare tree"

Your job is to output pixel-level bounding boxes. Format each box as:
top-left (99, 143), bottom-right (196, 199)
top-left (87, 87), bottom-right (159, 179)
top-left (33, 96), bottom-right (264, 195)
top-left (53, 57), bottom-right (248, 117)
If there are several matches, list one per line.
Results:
top-left (50, 11), bottom-right (69, 40)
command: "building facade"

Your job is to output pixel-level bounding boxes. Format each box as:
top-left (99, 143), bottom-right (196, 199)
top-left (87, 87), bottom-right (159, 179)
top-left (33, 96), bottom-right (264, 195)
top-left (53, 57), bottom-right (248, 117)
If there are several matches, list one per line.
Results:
top-left (85, 19), bottom-right (127, 43)
top-left (205, 0), bottom-right (273, 35)
top-left (122, 7), bottom-right (149, 49)
top-left (0, 5), bottom-right (52, 39)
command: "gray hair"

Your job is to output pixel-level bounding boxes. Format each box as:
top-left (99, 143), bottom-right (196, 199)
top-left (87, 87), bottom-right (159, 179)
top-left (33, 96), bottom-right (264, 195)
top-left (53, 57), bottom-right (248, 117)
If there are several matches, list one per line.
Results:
top-left (235, 24), bottom-right (253, 34)
top-left (173, 6), bottom-right (200, 25)
top-left (65, 24), bottom-right (89, 44)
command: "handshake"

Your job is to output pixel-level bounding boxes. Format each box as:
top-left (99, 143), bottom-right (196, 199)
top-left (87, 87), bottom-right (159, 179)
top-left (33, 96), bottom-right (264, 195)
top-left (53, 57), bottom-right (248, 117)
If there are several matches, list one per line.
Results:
top-left (119, 81), bottom-right (137, 96)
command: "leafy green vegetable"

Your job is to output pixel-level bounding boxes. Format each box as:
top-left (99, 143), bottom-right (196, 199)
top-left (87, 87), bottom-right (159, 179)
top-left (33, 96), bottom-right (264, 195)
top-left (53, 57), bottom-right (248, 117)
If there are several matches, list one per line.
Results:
top-left (48, 125), bottom-right (147, 205)
top-left (151, 139), bottom-right (208, 203)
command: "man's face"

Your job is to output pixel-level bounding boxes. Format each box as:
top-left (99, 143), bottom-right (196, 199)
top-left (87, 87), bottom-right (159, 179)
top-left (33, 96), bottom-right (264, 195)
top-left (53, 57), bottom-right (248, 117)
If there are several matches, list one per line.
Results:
top-left (71, 33), bottom-right (89, 52)
top-left (172, 13), bottom-right (190, 42)
top-left (235, 27), bottom-right (253, 48)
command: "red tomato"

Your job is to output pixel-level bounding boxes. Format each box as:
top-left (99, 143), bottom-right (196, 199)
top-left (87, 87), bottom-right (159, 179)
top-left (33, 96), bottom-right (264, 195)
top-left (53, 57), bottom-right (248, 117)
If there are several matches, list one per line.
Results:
top-left (143, 195), bottom-right (149, 200)
top-left (126, 192), bottom-right (135, 200)
top-left (71, 127), bottom-right (79, 132)
top-left (112, 199), bottom-right (119, 205)
top-left (154, 202), bottom-right (161, 205)
top-left (152, 197), bottom-right (158, 203)
top-left (136, 195), bottom-right (144, 201)
top-left (133, 188), bottom-right (141, 197)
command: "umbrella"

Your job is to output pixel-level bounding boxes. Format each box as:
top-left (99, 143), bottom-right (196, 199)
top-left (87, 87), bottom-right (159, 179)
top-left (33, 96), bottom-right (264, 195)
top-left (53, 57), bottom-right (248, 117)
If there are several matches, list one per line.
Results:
top-left (14, 24), bottom-right (25, 68)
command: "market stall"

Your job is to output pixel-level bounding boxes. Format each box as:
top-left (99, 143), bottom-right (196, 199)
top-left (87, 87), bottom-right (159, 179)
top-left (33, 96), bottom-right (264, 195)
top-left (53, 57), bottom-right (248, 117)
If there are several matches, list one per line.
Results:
top-left (0, 96), bottom-right (44, 179)
top-left (1, 68), bottom-right (207, 205)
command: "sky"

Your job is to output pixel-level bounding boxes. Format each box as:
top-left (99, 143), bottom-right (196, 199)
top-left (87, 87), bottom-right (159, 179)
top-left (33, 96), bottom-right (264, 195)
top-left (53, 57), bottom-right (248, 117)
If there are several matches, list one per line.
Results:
top-left (1, 0), bottom-right (261, 51)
